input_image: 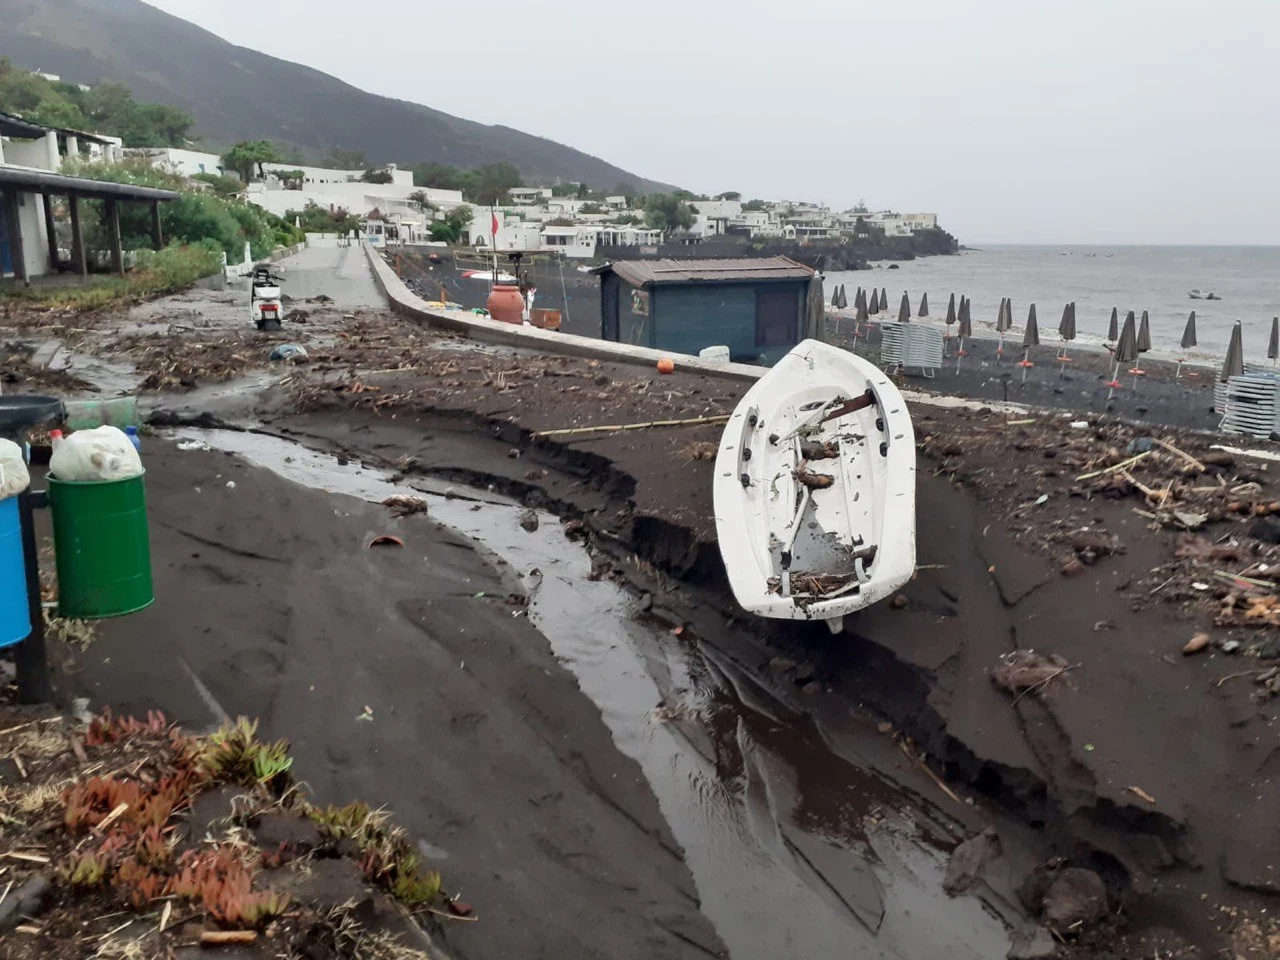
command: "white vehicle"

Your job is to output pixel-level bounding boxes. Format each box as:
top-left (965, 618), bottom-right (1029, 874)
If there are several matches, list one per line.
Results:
top-left (250, 265), bottom-right (285, 331)
top-left (713, 340), bottom-right (916, 634)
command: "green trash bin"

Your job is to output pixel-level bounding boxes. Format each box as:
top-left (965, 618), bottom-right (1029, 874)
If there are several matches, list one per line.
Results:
top-left (48, 472), bottom-right (154, 619)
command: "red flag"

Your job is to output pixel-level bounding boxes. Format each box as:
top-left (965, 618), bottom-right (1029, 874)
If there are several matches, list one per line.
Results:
top-left (491, 212), bottom-right (499, 237)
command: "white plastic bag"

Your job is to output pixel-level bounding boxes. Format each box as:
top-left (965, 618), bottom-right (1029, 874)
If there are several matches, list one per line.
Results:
top-left (0, 438), bottom-right (30, 499)
top-left (50, 426), bottom-right (143, 483)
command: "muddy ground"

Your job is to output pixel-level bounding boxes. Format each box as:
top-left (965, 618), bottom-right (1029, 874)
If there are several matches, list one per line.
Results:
top-left (9, 246), bottom-right (1280, 958)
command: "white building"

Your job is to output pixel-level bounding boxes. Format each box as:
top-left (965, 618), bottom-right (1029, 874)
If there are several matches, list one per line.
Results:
top-left (245, 161), bottom-right (463, 222)
top-left (508, 186), bottom-right (552, 205)
top-left (0, 111), bottom-right (171, 281)
top-left (262, 162), bottom-right (414, 188)
top-left (132, 147), bottom-right (227, 179)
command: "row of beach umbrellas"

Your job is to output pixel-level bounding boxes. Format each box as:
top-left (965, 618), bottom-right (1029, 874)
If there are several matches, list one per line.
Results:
top-left (829, 284), bottom-right (1276, 388)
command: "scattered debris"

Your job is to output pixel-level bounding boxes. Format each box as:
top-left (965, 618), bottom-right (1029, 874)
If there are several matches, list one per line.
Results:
top-left (381, 494), bottom-right (429, 518)
top-left (366, 535), bottom-right (405, 548)
top-left (1040, 867), bottom-right (1108, 929)
top-left (992, 651), bottom-right (1072, 698)
top-left (1183, 632), bottom-right (1212, 655)
top-left (518, 509), bottom-right (539, 533)
top-left (794, 468), bottom-right (835, 490)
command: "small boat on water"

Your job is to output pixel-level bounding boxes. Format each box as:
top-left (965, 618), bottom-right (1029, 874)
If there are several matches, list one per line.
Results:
top-left (713, 340), bottom-right (916, 634)
top-left (1188, 289), bottom-right (1221, 300)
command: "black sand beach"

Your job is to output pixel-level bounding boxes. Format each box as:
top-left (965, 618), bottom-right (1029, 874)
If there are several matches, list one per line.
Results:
top-left (9, 248), bottom-right (1280, 958)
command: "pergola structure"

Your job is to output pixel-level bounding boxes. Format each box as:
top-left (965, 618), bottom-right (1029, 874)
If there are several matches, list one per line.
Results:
top-left (0, 112), bottom-right (178, 284)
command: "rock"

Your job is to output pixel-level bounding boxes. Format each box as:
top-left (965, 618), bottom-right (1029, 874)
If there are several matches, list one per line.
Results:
top-left (1041, 868), bottom-right (1107, 928)
top-left (518, 509), bottom-right (539, 533)
top-left (1250, 517), bottom-right (1280, 544)
top-left (1007, 925), bottom-right (1058, 959)
top-left (0, 873), bottom-right (51, 930)
top-left (769, 656), bottom-right (797, 674)
top-left (877, 721), bottom-right (893, 734)
top-left (1257, 636), bottom-right (1280, 660)
top-left (638, 592), bottom-right (654, 612)
top-left (944, 827), bottom-right (1002, 895)
top-left (800, 681), bottom-right (823, 696)
top-left (507, 448), bottom-right (521, 459)
top-left (1060, 558), bottom-right (1085, 577)
top-left (1125, 437), bottom-right (1154, 454)
top-left (1183, 632), bottom-right (1212, 655)
top-left (562, 519), bottom-right (586, 539)
top-left (1221, 639), bottom-right (1242, 654)
top-left (793, 663), bottom-right (816, 682)
top-left (890, 594), bottom-right (908, 609)
top-left (252, 812), bottom-right (323, 853)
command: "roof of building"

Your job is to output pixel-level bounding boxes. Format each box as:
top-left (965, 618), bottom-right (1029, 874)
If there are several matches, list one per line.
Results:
top-left (599, 256), bottom-right (814, 286)
top-left (0, 165), bottom-right (179, 202)
top-left (0, 110), bottom-right (116, 145)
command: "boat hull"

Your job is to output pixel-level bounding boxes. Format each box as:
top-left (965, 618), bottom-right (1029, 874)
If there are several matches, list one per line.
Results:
top-left (713, 340), bottom-right (916, 630)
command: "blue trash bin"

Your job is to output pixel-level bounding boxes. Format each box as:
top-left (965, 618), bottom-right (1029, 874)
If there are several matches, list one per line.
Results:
top-left (0, 495), bottom-right (30, 648)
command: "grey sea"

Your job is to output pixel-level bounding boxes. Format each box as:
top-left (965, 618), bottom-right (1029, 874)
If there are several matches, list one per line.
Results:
top-left (825, 245), bottom-right (1280, 360)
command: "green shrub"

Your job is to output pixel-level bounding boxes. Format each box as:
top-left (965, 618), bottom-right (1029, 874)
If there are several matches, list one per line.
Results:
top-left (2, 243), bottom-right (221, 310)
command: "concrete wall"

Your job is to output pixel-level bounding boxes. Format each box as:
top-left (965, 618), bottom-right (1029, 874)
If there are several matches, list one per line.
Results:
top-left (4, 139), bottom-right (52, 169)
top-left (248, 182), bottom-right (463, 219)
top-left (362, 241), bottom-right (767, 383)
top-left (10, 190), bottom-right (51, 278)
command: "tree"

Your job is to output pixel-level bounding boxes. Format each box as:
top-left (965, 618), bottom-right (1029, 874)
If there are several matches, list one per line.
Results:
top-left (222, 140), bottom-right (281, 182)
top-left (579, 202), bottom-right (603, 215)
top-left (716, 191), bottom-right (742, 201)
top-left (852, 198), bottom-right (869, 213)
top-left (360, 168), bottom-right (393, 184)
top-left (612, 213), bottom-right (642, 226)
top-left (743, 199), bottom-right (767, 212)
top-left (287, 202), bottom-right (361, 237)
top-left (407, 190), bottom-right (438, 214)
top-left (326, 147), bottom-right (368, 169)
top-left (194, 172), bottom-right (245, 197)
top-left (428, 205), bottom-right (473, 244)
top-left (639, 193), bottom-right (695, 233)
top-left (467, 162), bottom-right (523, 205)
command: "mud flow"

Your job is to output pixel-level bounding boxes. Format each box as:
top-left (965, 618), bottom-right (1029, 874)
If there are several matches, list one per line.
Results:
top-left (168, 429), bottom-right (1013, 959)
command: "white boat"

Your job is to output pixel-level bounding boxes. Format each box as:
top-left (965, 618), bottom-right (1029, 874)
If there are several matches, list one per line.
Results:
top-left (713, 339), bottom-right (917, 634)
top-left (1189, 289), bottom-right (1220, 301)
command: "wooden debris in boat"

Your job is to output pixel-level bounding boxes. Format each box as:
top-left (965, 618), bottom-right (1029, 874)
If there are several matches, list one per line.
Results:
top-left (794, 468), bottom-right (835, 490)
top-left (799, 440), bottom-right (840, 461)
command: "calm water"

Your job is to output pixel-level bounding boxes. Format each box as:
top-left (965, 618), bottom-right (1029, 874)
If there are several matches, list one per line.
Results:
top-left (827, 245), bottom-right (1280, 360)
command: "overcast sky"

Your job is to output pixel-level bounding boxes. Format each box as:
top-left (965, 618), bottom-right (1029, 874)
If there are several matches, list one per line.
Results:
top-left (143, 0), bottom-right (1277, 245)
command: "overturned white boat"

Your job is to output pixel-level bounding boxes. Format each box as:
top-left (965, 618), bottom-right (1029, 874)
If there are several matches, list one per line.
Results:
top-left (713, 340), bottom-right (916, 634)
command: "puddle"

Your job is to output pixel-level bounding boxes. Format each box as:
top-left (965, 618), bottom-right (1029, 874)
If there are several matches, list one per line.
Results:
top-left (166, 427), bottom-right (1013, 960)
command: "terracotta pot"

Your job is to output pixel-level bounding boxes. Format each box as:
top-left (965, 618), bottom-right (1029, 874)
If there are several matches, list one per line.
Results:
top-left (486, 285), bottom-right (524, 324)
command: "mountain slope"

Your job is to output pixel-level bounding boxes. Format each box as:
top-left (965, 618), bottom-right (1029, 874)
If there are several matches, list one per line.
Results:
top-left (0, 0), bottom-right (670, 191)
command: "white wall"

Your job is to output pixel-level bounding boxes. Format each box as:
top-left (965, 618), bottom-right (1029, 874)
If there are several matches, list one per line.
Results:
top-left (262, 162), bottom-right (414, 187)
top-left (12, 190), bottom-right (50, 278)
top-left (247, 182), bottom-right (464, 220)
top-left (134, 148), bottom-right (226, 178)
top-left (3, 138), bottom-right (53, 170)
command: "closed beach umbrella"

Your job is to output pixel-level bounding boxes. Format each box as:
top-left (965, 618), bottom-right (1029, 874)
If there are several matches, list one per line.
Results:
top-left (1137, 310), bottom-right (1152, 354)
top-left (1108, 307), bottom-right (1119, 342)
top-left (1057, 302), bottom-right (1076, 365)
top-left (1270, 317), bottom-right (1279, 364)
top-left (867, 289), bottom-right (878, 315)
top-left (994, 297), bottom-right (1010, 361)
top-left (918, 292), bottom-right (929, 317)
top-left (879, 288), bottom-right (888, 311)
top-left (898, 291), bottom-right (911, 323)
top-left (838, 284), bottom-right (848, 309)
top-left (1116, 313), bottom-right (1138, 365)
top-left (1023, 311), bottom-right (1039, 347)
top-left (1180, 311), bottom-right (1197, 349)
top-left (1019, 306), bottom-right (1039, 382)
top-left (1221, 321), bottom-right (1244, 381)
top-left (832, 288), bottom-right (840, 308)
top-left (1175, 311), bottom-right (1197, 378)
top-left (945, 293), bottom-right (956, 326)
top-left (855, 287), bottom-right (865, 311)
top-left (955, 297), bottom-right (973, 373)
top-left (1106, 310), bottom-right (1138, 400)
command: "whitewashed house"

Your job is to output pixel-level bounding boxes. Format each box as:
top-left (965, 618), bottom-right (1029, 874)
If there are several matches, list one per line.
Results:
top-left (131, 147), bottom-right (227, 179)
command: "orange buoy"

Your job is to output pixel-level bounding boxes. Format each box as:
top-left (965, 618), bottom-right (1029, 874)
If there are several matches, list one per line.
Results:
top-left (657, 358), bottom-right (675, 374)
